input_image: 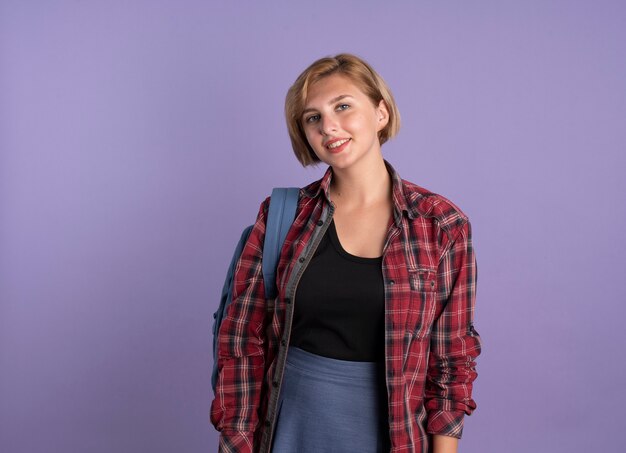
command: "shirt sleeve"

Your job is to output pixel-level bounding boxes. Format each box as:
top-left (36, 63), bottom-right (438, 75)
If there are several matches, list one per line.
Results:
top-left (218, 430), bottom-right (255, 453)
top-left (210, 199), bottom-right (270, 452)
top-left (424, 219), bottom-right (481, 439)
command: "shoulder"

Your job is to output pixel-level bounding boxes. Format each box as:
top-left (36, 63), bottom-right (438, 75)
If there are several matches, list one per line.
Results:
top-left (400, 178), bottom-right (469, 239)
top-left (301, 176), bottom-right (323, 199)
top-left (260, 181), bottom-right (318, 216)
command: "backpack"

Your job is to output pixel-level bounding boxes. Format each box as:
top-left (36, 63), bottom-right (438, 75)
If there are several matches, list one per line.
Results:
top-left (211, 188), bottom-right (299, 393)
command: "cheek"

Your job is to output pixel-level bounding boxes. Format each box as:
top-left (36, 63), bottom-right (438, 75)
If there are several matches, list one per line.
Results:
top-left (345, 113), bottom-right (376, 136)
top-left (303, 130), bottom-right (318, 150)
top-left (303, 132), bottom-right (326, 160)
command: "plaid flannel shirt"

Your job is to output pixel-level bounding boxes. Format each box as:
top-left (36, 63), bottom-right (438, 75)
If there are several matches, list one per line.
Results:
top-left (211, 161), bottom-right (481, 453)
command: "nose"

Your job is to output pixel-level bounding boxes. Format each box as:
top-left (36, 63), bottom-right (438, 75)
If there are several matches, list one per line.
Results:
top-left (319, 114), bottom-right (338, 136)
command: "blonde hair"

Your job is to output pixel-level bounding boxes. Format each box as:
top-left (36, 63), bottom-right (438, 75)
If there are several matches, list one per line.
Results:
top-left (285, 53), bottom-right (401, 166)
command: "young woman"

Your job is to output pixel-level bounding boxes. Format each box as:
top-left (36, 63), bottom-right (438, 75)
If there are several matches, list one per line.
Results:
top-left (211, 54), bottom-right (481, 453)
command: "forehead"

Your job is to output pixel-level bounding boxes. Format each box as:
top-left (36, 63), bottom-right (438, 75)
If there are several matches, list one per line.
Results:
top-left (304, 73), bottom-right (367, 106)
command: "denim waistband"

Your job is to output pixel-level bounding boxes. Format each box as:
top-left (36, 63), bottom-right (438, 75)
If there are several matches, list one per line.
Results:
top-left (285, 347), bottom-right (384, 382)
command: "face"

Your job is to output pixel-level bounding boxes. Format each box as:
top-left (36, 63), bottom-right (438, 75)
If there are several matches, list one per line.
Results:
top-left (301, 74), bottom-right (389, 171)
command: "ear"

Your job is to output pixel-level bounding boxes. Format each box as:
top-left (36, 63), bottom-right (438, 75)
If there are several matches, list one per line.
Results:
top-left (375, 99), bottom-right (390, 132)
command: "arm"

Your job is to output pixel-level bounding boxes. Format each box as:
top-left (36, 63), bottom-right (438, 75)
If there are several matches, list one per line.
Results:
top-left (210, 200), bottom-right (271, 453)
top-left (433, 434), bottom-right (459, 453)
top-left (425, 219), bottom-right (481, 440)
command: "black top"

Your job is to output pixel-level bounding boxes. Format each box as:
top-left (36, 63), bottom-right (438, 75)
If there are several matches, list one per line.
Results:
top-left (291, 220), bottom-right (385, 362)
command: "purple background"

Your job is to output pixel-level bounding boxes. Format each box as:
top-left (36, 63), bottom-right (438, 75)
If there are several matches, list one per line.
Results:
top-left (1, 1), bottom-right (625, 452)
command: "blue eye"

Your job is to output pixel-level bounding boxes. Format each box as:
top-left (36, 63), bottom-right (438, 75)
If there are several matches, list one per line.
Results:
top-left (337, 103), bottom-right (350, 111)
top-left (305, 114), bottom-right (320, 124)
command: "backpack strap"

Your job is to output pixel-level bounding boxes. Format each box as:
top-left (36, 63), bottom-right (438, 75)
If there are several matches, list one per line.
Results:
top-left (263, 187), bottom-right (299, 300)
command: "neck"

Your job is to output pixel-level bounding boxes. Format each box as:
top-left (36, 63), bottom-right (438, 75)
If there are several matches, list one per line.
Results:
top-left (329, 155), bottom-right (391, 207)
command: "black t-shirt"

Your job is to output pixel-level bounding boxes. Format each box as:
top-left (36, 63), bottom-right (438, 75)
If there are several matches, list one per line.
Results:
top-left (291, 220), bottom-right (385, 362)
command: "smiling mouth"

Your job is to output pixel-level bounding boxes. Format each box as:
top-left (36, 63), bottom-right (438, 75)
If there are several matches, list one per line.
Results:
top-left (326, 138), bottom-right (350, 149)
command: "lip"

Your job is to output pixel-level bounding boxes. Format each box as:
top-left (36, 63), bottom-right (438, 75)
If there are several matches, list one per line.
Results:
top-left (324, 138), bottom-right (351, 154)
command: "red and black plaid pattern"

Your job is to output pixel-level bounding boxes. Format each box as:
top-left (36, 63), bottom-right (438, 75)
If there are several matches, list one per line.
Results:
top-left (211, 162), bottom-right (481, 453)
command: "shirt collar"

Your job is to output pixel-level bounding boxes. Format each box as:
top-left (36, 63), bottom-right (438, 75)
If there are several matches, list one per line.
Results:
top-left (302, 160), bottom-right (416, 227)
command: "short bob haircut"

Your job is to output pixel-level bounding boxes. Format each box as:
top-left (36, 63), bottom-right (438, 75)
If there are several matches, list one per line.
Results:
top-left (285, 53), bottom-right (401, 167)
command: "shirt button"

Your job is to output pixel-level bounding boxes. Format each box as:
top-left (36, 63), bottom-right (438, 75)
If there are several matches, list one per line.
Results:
top-left (285, 297), bottom-right (291, 304)
top-left (317, 220), bottom-right (323, 226)
top-left (281, 339), bottom-right (287, 346)
top-left (430, 281), bottom-right (435, 288)
top-left (389, 280), bottom-right (395, 286)
top-left (272, 380), bottom-right (279, 387)
top-left (299, 257), bottom-right (305, 263)
top-left (264, 420), bottom-right (271, 427)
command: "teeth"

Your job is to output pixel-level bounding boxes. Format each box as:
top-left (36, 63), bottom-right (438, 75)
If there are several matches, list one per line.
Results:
top-left (328, 139), bottom-right (349, 149)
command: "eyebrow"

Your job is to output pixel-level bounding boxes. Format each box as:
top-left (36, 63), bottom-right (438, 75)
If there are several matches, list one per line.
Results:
top-left (301, 94), bottom-right (354, 116)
